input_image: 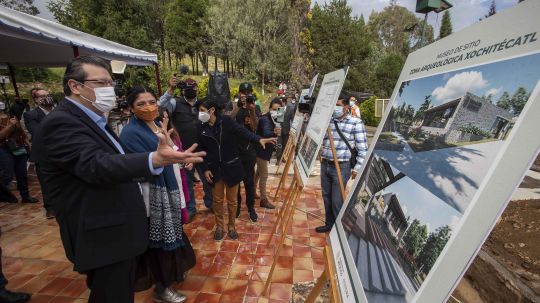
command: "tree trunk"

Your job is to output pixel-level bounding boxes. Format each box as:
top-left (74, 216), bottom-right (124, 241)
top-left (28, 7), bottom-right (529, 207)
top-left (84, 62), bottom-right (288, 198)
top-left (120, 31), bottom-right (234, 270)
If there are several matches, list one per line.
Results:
top-left (175, 54), bottom-right (179, 70)
top-left (262, 69), bottom-right (265, 96)
top-left (226, 57), bottom-right (230, 77)
top-left (197, 52), bottom-right (208, 76)
top-left (191, 55), bottom-right (195, 75)
top-left (167, 50), bottom-right (172, 68)
top-left (195, 52), bottom-right (199, 75)
top-left (214, 56), bottom-right (218, 72)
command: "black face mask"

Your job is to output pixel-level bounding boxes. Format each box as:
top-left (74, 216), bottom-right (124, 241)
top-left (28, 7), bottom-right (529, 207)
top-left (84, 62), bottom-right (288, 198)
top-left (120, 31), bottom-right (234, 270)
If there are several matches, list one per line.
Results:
top-left (184, 88), bottom-right (197, 99)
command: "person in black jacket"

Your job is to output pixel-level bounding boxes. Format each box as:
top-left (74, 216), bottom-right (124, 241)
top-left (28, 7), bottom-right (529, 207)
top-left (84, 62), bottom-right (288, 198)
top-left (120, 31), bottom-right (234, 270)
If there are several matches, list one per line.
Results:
top-left (277, 93), bottom-right (297, 160)
top-left (32, 56), bottom-right (205, 303)
top-left (255, 98), bottom-right (283, 209)
top-left (197, 100), bottom-right (276, 241)
top-left (23, 88), bottom-right (56, 218)
top-left (159, 77), bottom-right (213, 220)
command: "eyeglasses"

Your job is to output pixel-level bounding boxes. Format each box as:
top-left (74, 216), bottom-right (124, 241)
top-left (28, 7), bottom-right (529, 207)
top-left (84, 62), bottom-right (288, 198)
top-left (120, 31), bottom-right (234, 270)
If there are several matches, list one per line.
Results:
top-left (83, 79), bottom-right (116, 87)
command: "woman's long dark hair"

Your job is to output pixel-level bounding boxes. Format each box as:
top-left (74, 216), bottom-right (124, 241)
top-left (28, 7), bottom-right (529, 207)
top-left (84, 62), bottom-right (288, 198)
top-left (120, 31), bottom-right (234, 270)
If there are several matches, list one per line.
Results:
top-left (126, 86), bottom-right (157, 108)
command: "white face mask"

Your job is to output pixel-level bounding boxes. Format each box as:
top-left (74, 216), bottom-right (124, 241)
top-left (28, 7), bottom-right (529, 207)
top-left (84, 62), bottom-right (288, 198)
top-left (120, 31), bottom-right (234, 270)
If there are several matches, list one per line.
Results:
top-left (0, 102), bottom-right (5, 111)
top-left (79, 83), bottom-right (117, 113)
top-left (198, 111), bottom-right (210, 123)
top-left (270, 110), bottom-right (278, 119)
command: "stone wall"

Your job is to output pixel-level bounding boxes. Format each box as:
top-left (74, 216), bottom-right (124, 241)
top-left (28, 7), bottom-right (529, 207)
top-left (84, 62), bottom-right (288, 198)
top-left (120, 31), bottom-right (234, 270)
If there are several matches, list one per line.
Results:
top-left (448, 93), bottom-right (513, 134)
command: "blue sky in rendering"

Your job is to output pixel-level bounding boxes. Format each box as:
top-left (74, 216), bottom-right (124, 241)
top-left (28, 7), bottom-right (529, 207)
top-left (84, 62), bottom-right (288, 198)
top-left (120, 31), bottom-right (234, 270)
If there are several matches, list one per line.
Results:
top-left (395, 52), bottom-right (540, 109)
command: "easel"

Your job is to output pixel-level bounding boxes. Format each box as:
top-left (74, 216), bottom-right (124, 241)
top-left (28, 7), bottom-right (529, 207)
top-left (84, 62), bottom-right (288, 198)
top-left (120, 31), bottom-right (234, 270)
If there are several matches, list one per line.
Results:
top-left (263, 127), bottom-right (347, 301)
top-left (305, 245), bottom-right (341, 303)
top-left (273, 132), bottom-right (296, 201)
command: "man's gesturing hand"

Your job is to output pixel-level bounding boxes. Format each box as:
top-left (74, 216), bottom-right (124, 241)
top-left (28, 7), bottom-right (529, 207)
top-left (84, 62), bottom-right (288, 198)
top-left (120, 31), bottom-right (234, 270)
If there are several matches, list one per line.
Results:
top-left (152, 129), bottom-right (206, 168)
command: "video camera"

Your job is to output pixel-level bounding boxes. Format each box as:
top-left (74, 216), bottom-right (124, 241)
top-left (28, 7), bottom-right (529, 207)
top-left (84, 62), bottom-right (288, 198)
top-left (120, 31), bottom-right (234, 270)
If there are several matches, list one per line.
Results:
top-left (298, 95), bottom-right (315, 114)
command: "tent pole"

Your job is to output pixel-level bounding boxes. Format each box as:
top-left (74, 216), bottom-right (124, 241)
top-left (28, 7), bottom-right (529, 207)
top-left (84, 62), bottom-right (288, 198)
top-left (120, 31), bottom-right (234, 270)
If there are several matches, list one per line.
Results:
top-left (154, 63), bottom-right (162, 96)
top-left (7, 64), bottom-right (20, 100)
top-left (72, 46), bottom-right (79, 58)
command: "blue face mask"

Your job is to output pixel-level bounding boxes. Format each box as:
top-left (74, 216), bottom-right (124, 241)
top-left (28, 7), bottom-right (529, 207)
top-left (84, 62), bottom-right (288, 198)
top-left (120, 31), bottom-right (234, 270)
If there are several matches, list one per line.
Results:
top-left (333, 106), bottom-right (344, 118)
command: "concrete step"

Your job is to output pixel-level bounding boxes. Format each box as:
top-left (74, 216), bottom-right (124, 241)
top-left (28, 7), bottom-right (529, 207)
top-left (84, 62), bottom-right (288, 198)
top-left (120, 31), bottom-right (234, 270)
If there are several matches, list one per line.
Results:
top-left (348, 232), bottom-right (360, 263)
top-left (381, 249), bottom-right (405, 295)
top-left (358, 239), bottom-right (370, 290)
top-left (367, 242), bottom-right (383, 293)
top-left (374, 243), bottom-right (396, 294)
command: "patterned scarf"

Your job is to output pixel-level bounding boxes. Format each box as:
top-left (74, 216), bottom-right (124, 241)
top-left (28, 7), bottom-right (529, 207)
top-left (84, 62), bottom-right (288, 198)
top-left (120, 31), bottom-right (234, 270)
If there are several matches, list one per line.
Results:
top-left (119, 117), bottom-right (185, 251)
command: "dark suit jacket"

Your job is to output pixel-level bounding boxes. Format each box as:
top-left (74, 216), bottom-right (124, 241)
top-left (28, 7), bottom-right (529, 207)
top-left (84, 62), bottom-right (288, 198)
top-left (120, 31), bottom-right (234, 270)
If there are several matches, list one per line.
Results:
top-left (24, 107), bottom-right (47, 162)
top-left (33, 98), bottom-right (151, 272)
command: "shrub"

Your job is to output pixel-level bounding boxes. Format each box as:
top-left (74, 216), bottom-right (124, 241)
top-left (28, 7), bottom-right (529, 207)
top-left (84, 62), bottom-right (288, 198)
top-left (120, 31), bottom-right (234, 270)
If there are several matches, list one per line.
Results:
top-left (359, 96), bottom-right (381, 126)
top-left (458, 123), bottom-right (490, 137)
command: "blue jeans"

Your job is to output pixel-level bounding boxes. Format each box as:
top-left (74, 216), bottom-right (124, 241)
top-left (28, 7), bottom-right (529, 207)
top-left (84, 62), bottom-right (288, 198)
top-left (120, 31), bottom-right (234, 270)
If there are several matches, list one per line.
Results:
top-left (321, 160), bottom-right (351, 227)
top-left (185, 164), bottom-right (213, 215)
top-left (0, 148), bottom-right (30, 200)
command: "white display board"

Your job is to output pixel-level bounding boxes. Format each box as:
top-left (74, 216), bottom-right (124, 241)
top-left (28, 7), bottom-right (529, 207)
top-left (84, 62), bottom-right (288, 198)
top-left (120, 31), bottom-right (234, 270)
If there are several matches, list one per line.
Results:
top-left (291, 89), bottom-right (309, 136)
top-left (308, 73), bottom-right (319, 98)
top-left (329, 2), bottom-right (540, 302)
top-left (296, 68), bottom-right (348, 185)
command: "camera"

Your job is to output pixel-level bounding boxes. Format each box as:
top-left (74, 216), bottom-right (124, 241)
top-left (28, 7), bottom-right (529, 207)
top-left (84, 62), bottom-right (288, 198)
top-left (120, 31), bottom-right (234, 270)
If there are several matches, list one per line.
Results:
top-left (246, 93), bottom-right (256, 104)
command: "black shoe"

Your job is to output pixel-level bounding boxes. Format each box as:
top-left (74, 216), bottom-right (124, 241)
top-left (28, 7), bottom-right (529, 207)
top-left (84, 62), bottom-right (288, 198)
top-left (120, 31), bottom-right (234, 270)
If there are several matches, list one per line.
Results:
top-left (315, 225), bottom-right (332, 233)
top-left (260, 199), bottom-right (275, 209)
top-left (45, 209), bottom-right (56, 219)
top-left (0, 289), bottom-right (31, 303)
top-left (248, 209), bottom-right (258, 223)
top-left (228, 229), bottom-right (238, 240)
top-left (21, 197), bottom-right (38, 204)
top-left (236, 206), bottom-right (241, 218)
top-left (214, 229), bottom-right (224, 241)
top-left (3, 196), bottom-right (18, 203)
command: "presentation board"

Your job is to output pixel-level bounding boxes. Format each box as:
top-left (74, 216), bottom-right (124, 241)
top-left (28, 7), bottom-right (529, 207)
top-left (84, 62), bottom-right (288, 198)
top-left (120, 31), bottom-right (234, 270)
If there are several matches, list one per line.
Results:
top-left (329, 2), bottom-right (540, 302)
top-left (296, 67), bottom-right (348, 185)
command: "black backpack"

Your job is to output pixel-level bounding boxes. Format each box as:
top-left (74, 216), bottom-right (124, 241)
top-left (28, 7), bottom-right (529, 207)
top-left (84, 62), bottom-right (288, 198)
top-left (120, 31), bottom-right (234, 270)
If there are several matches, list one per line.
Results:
top-left (207, 72), bottom-right (231, 108)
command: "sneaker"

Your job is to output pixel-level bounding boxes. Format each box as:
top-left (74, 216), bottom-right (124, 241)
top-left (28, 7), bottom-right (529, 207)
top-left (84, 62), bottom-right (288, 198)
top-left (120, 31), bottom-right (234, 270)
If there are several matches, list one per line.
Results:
top-left (315, 225), bottom-right (332, 233)
top-left (21, 197), bottom-right (38, 203)
top-left (248, 209), bottom-right (258, 222)
top-left (260, 199), bottom-right (275, 209)
top-left (236, 206), bottom-right (241, 218)
top-left (228, 229), bottom-right (238, 240)
top-left (214, 229), bottom-right (224, 241)
top-left (153, 287), bottom-right (186, 303)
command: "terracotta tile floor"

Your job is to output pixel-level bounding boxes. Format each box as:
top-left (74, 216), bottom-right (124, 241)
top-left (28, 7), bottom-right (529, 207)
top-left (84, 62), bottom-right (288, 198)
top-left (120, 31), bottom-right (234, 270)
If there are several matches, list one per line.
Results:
top-left (0, 163), bottom-right (328, 303)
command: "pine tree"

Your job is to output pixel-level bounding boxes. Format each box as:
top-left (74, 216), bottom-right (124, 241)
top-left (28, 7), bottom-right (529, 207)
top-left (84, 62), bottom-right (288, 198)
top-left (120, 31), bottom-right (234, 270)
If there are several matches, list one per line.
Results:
top-left (439, 10), bottom-right (453, 39)
top-left (485, 0), bottom-right (497, 18)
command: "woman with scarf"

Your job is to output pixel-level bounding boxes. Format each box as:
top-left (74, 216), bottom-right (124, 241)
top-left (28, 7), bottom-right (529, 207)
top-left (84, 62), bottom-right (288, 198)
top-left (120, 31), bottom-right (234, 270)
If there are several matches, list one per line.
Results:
top-left (119, 87), bottom-right (195, 303)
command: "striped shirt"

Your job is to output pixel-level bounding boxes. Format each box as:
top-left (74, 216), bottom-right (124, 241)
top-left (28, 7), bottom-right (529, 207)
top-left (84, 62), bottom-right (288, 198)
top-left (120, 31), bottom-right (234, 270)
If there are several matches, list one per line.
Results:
top-left (321, 115), bottom-right (368, 172)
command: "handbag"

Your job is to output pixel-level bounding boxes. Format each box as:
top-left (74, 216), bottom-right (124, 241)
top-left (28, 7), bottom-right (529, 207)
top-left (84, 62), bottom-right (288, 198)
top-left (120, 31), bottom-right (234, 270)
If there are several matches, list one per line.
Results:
top-left (333, 120), bottom-right (357, 168)
top-left (5, 139), bottom-right (27, 156)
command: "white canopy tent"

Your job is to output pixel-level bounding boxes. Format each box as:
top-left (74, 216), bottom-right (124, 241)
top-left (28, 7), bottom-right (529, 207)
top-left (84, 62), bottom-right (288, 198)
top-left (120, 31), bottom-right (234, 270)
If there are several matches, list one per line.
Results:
top-left (0, 5), bottom-right (160, 97)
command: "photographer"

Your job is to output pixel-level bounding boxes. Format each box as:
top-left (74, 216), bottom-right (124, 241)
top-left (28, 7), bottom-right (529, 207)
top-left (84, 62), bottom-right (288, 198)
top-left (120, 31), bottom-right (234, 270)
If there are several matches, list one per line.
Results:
top-left (231, 83), bottom-right (266, 222)
top-left (159, 76), bottom-right (213, 220)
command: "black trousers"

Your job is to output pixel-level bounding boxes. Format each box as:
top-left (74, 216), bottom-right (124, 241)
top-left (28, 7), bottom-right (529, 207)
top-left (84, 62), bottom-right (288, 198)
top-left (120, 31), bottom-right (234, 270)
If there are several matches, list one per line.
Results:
top-left (0, 246), bottom-right (7, 290)
top-left (86, 258), bottom-right (136, 303)
top-left (237, 151), bottom-right (256, 211)
top-left (36, 163), bottom-right (53, 211)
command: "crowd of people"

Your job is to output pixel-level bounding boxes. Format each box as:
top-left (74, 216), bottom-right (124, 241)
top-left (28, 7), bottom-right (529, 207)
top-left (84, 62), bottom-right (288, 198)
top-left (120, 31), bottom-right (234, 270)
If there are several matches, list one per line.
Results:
top-left (0, 55), bottom-right (368, 303)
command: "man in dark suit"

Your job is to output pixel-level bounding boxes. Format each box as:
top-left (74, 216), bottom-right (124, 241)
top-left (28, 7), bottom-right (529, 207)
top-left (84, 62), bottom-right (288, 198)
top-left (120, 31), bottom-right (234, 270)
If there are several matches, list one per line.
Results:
top-left (32, 56), bottom-right (205, 303)
top-left (23, 88), bottom-right (55, 218)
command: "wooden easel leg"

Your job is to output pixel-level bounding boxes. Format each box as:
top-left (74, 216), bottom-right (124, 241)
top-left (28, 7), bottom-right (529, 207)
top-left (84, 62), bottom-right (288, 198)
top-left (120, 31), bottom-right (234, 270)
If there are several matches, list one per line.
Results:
top-left (326, 128), bottom-right (346, 200)
top-left (305, 268), bottom-right (329, 303)
top-left (267, 178), bottom-right (297, 246)
top-left (275, 136), bottom-right (291, 174)
top-left (263, 185), bottom-right (302, 295)
top-left (273, 141), bottom-right (295, 201)
top-left (304, 245), bottom-right (341, 303)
